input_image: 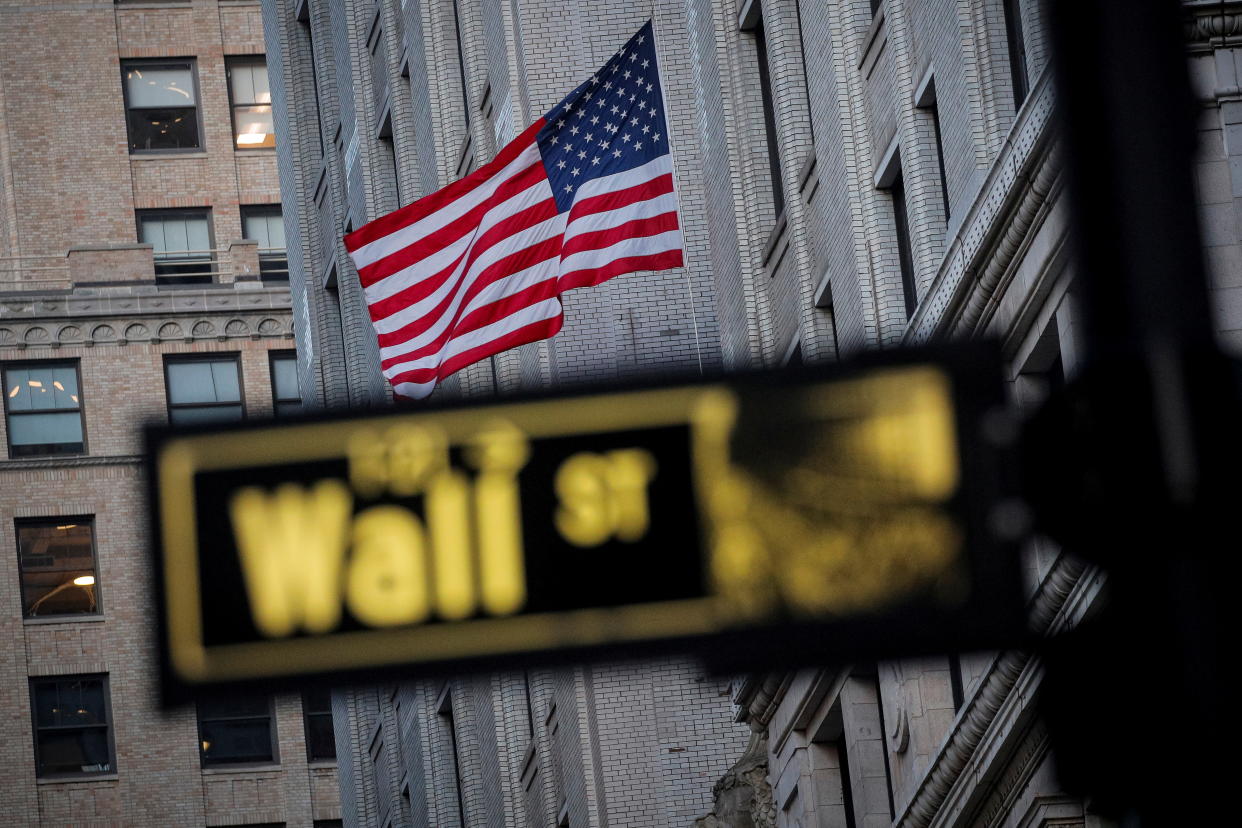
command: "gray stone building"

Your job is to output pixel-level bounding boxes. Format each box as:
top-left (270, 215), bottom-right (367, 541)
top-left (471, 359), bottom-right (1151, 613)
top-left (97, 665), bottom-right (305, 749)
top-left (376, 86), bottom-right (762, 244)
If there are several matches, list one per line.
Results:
top-left (259, 0), bottom-right (1242, 826)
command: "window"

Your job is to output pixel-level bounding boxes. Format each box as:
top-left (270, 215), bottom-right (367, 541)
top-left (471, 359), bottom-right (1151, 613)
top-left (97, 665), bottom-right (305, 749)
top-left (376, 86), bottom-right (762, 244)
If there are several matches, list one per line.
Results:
top-left (4, 362), bottom-right (85, 457)
top-left (138, 209), bottom-right (214, 285)
top-left (303, 688), bottom-right (336, 761)
top-left (887, 169), bottom-right (918, 319)
top-left (122, 59), bottom-right (201, 152)
top-left (197, 693), bottom-right (276, 766)
top-left (915, 76), bottom-right (951, 220)
top-left (227, 57), bottom-right (275, 149)
top-left (16, 519), bottom-right (99, 617)
top-left (242, 205), bottom-right (288, 281)
top-left (164, 356), bottom-right (244, 425)
top-left (1002, 0), bottom-right (1029, 108)
top-left (870, 0), bottom-right (883, 17)
top-left (30, 675), bottom-right (114, 777)
top-left (745, 12), bottom-right (784, 220)
top-left (270, 352), bottom-right (303, 416)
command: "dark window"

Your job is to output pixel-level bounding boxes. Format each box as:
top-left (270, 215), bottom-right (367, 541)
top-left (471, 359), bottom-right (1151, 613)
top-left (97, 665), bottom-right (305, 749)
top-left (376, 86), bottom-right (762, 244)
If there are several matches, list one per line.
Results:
top-left (303, 688), bottom-right (336, 761)
top-left (452, 0), bottom-right (470, 130)
top-left (439, 692), bottom-right (468, 828)
top-left (1002, 0), bottom-right (1029, 108)
top-left (16, 519), bottom-right (99, 617)
top-left (242, 205), bottom-right (288, 281)
top-left (138, 209), bottom-right (214, 285)
top-left (227, 57), bottom-right (275, 149)
top-left (314, 822), bottom-right (344, 828)
top-left (197, 693), bottom-right (276, 766)
top-left (872, 674), bottom-right (896, 819)
top-left (3, 362), bottom-right (85, 457)
top-left (835, 731), bottom-right (858, 828)
top-left (871, 0), bottom-right (883, 16)
top-left (30, 676), bottom-right (114, 777)
top-left (889, 171), bottom-right (918, 319)
top-left (949, 654), bottom-right (965, 711)
top-left (753, 18), bottom-right (785, 220)
top-left (270, 352), bottom-right (303, 417)
top-left (929, 104), bottom-right (950, 219)
top-left (164, 356), bottom-right (244, 425)
top-left (122, 60), bottom-right (201, 152)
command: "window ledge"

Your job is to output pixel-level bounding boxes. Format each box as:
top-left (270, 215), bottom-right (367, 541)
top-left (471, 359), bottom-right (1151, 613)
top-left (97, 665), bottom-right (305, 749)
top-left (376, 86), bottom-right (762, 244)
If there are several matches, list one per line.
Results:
top-left (761, 211), bottom-right (788, 268)
top-left (130, 152), bottom-right (208, 161)
top-left (201, 763), bottom-right (282, 775)
top-left (234, 148), bottom-right (276, 157)
top-left (24, 614), bottom-right (107, 626)
top-left (308, 760), bottom-right (339, 770)
top-left (37, 773), bottom-right (118, 785)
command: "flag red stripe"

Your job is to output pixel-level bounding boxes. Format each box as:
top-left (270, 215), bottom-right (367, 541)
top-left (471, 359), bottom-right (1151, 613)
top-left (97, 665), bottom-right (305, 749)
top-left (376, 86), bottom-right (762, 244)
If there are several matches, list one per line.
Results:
top-left (388, 312), bottom-right (563, 389)
top-left (558, 249), bottom-right (684, 292)
top-left (345, 120), bottom-right (546, 252)
top-left (566, 172), bottom-right (675, 224)
top-left (357, 161), bottom-right (548, 287)
top-left (560, 211), bottom-right (680, 259)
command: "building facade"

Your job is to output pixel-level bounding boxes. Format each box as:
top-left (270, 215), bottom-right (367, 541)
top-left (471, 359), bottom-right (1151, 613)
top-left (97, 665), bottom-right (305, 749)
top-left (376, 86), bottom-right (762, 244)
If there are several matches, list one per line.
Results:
top-left (0, 1), bottom-right (340, 825)
top-left (259, 0), bottom-right (1242, 827)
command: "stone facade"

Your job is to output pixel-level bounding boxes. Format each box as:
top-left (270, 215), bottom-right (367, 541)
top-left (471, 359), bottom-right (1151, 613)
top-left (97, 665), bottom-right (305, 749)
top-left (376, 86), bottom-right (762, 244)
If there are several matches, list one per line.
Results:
top-left (258, 0), bottom-right (1242, 826)
top-left (0, 1), bottom-right (339, 825)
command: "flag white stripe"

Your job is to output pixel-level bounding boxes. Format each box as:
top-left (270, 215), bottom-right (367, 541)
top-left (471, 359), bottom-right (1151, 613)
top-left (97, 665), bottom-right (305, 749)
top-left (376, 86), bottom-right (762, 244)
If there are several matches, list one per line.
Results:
top-left (377, 214), bottom-right (564, 350)
top-left (384, 298), bottom-right (563, 379)
top-left (563, 192), bottom-right (679, 241)
top-left (558, 229), bottom-right (683, 275)
top-left (350, 141), bottom-right (542, 269)
top-left (364, 176), bottom-right (553, 305)
top-left (571, 153), bottom-right (673, 203)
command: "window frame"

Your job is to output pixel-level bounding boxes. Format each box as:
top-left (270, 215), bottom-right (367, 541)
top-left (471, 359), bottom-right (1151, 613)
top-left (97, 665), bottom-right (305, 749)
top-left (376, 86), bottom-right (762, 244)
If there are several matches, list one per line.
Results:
top-left (136, 207), bottom-right (216, 286)
top-left (29, 674), bottom-right (116, 779)
top-left (225, 55), bottom-right (275, 151)
top-left (2, 359), bottom-right (87, 458)
top-left (196, 693), bottom-right (279, 768)
top-left (120, 57), bottom-right (204, 154)
top-left (163, 353), bottom-right (246, 426)
top-left (302, 687), bottom-right (336, 762)
top-left (241, 204), bottom-right (289, 282)
top-left (15, 516), bottom-right (102, 620)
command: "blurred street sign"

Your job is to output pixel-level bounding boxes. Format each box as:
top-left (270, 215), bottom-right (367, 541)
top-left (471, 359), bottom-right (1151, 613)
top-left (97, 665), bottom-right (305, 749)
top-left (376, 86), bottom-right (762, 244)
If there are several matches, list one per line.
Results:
top-left (149, 345), bottom-right (1024, 699)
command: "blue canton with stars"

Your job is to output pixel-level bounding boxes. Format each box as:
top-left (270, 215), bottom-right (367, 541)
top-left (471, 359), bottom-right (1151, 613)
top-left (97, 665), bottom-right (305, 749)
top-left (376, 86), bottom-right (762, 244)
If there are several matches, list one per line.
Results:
top-left (537, 21), bottom-right (670, 213)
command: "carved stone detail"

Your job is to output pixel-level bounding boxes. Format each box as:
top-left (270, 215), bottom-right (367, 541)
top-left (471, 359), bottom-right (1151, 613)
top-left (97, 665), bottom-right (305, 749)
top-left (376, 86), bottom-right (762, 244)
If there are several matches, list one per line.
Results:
top-left (0, 327), bottom-right (16, 345)
top-left (225, 319), bottom-right (251, 336)
top-left (158, 322), bottom-right (184, 339)
top-left (57, 325), bottom-right (82, 343)
top-left (257, 317), bottom-right (282, 335)
top-left (191, 320), bottom-right (216, 338)
top-left (91, 324), bottom-right (116, 342)
top-left (123, 323), bottom-right (149, 341)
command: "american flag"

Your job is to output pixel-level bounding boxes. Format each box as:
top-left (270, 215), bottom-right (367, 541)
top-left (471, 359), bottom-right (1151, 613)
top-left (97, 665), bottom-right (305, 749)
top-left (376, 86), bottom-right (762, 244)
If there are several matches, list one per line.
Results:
top-left (344, 20), bottom-right (683, 399)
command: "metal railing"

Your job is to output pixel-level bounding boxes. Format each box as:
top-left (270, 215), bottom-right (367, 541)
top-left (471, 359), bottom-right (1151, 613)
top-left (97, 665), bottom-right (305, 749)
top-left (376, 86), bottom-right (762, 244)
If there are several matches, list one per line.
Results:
top-left (0, 248), bottom-right (291, 291)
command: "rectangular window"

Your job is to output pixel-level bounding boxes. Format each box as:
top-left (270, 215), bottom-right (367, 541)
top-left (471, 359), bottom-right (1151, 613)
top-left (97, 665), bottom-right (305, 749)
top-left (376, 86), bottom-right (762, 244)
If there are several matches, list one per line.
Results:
top-left (16, 519), bottom-right (99, 618)
top-left (870, 0), bottom-right (883, 17)
top-left (303, 688), bottom-right (336, 761)
top-left (929, 102), bottom-right (950, 218)
top-left (753, 18), bottom-right (785, 220)
top-left (3, 362), bottom-right (85, 457)
top-left (242, 205), bottom-right (288, 281)
top-left (889, 172), bottom-right (918, 319)
top-left (122, 59), bottom-right (201, 152)
top-left (30, 675), bottom-right (114, 777)
top-left (197, 693), bottom-right (276, 766)
top-left (138, 209), bottom-right (214, 285)
top-left (1002, 0), bottom-right (1029, 108)
top-left (164, 356), bottom-right (244, 425)
top-left (269, 352), bottom-right (303, 417)
top-left (227, 57), bottom-right (275, 149)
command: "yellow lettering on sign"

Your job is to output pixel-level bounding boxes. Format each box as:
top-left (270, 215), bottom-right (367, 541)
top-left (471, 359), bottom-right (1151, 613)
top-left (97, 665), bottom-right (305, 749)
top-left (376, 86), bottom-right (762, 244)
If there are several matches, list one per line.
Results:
top-left (426, 468), bottom-right (475, 620)
top-left (466, 421), bottom-right (530, 616)
top-left (346, 505), bottom-right (430, 627)
top-left (555, 449), bottom-right (658, 547)
top-left (229, 480), bottom-right (353, 637)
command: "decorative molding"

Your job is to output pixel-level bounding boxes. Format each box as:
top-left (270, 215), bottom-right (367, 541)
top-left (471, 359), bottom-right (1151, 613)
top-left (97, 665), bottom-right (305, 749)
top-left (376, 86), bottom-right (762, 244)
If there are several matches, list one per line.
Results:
top-left (0, 455), bottom-right (143, 470)
top-left (895, 555), bottom-right (1089, 828)
top-left (1184, 1), bottom-right (1242, 50)
top-left (0, 315), bottom-right (292, 351)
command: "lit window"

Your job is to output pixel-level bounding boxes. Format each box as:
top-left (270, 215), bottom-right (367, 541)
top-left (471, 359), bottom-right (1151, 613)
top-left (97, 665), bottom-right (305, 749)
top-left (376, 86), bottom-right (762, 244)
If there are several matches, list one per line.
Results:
top-left (303, 688), bottom-right (336, 761)
top-left (164, 356), bottom-right (244, 425)
top-left (30, 676), bottom-right (114, 777)
top-left (227, 57), bottom-right (275, 149)
top-left (242, 205), bottom-right (288, 281)
top-left (270, 352), bottom-right (302, 417)
top-left (3, 362), bottom-right (84, 457)
top-left (197, 693), bottom-right (277, 767)
top-left (122, 60), bottom-right (201, 152)
top-left (138, 209), bottom-right (214, 285)
top-left (16, 519), bottom-right (99, 617)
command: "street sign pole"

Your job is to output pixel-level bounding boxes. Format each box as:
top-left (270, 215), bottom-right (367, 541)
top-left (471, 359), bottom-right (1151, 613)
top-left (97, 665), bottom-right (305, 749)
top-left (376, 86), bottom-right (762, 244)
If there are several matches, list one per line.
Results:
top-left (1038, 1), bottom-right (1234, 821)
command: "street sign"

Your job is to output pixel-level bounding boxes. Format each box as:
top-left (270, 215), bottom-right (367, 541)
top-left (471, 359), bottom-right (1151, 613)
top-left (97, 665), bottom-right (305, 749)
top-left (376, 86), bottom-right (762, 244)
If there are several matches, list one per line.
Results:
top-left (149, 346), bottom-right (1024, 698)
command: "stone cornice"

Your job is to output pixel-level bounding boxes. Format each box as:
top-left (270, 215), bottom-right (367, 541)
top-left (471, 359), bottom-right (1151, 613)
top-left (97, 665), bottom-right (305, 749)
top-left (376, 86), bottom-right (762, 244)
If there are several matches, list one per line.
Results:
top-left (0, 312), bottom-right (294, 350)
top-left (895, 555), bottom-right (1091, 827)
top-left (0, 454), bottom-right (144, 471)
top-left (906, 69), bottom-right (1057, 346)
top-left (1184, 1), bottom-right (1242, 51)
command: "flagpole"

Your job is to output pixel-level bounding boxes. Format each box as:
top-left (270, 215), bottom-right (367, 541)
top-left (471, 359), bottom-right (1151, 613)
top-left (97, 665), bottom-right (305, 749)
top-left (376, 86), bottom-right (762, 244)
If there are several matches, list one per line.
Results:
top-left (651, 8), bottom-right (706, 377)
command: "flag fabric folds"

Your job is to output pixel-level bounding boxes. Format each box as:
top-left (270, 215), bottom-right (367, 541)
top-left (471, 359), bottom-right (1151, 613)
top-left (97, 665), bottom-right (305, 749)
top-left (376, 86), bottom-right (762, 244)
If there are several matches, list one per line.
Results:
top-left (344, 20), bottom-right (684, 399)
